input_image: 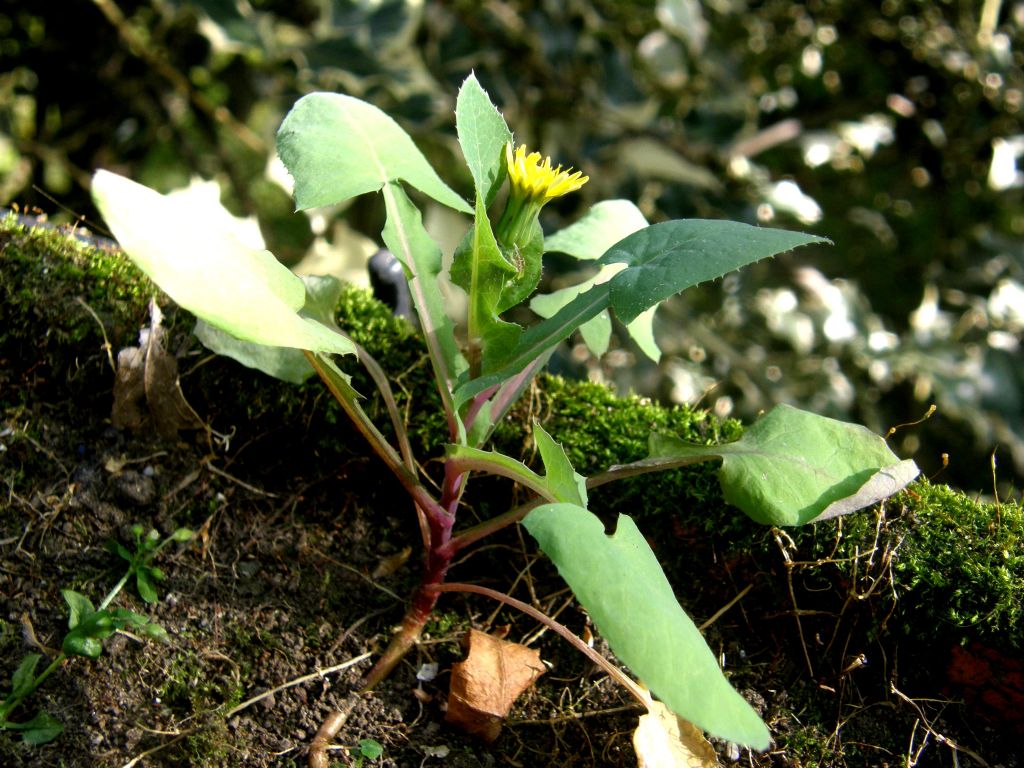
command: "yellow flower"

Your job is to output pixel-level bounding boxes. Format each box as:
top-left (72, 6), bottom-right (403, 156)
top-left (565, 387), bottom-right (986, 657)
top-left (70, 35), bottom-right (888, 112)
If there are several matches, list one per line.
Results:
top-left (505, 142), bottom-right (589, 201)
top-left (496, 142), bottom-right (588, 253)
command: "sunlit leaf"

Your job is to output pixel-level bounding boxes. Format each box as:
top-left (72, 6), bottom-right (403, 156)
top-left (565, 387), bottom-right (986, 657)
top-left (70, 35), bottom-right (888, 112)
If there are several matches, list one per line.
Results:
top-left (460, 221), bottom-right (821, 402)
top-left (534, 424), bottom-right (587, 506)
top-left (523, 504), bottom-right (770, 748)
top-left (644, 404), bottom-right (919, 526)
top-left (531, 263), bottom-right (660, 361)
top-left (194, 275), bottom-right (346, 383)
top-left (277, 92), bottom-right (471, 213)
top-left (450, 193), bottom-right (522, 370)
top-left (456, 73), bottom-right (512, 206)
top-left (544, 199), bottom-right (648, 260)
top-left (600, 220), bottom-right (829, 324)
top-left (453, 282), bottom-right (610, 406)
top-left (633, 687), bottom-right (720, 768)
top-left (627, 306), bottom-right (660, 361)
top-left (92, 171), bottom-right (354, 356)
top-left (381, 182), bottom-right (467, 417)
top-left (529, 266), bottom-right (621, 357)
top-left (447, 423), bottom-right (584, 505)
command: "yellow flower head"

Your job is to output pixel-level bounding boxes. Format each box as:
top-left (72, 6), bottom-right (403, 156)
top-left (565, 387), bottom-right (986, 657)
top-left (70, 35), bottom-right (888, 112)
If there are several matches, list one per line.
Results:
top-left (505, 142), bottom-right (588, 201)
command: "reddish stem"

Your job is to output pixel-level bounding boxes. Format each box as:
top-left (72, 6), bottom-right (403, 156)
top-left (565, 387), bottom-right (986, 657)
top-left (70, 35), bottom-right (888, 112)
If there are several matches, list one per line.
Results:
top-left (361, 461), bottom-right (465, 689)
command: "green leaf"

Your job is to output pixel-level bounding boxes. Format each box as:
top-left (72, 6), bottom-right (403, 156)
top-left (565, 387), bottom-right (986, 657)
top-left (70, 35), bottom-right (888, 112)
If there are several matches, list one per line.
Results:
top-left (579, 311), bottom-right (612, 357)
top-left (454, 282), bottom-right (610, 405)
top-left (531, 269), bottom-right (617, 358)
top-left (62, 601), bottom-right (117, 658)
top-left (139, 622), bottom-right (170, 643)
top-left (277, 92), bottom-right (471, 214)
top-left (194, 322), bottom-right (312, 383)
top-left (10, 655), bottom-right (41, 698)
top-left (530, 263), bottom-right (660, 360)
top-left (61, 590), bottom-right (94, 630)
top-left (599, 219), bottom-right (829, 324)
top-left (458, 220), bottom-right (822, 402)
top-left (544, 199), bottom-right (648, 260)
top-left (627, 306), bottom-right (661, 361)
top-left (523, 505), bottom-right (770, 749)
top-left (358, 738), bottom-right (385, 759)
top-left (447, 424), bottom-right (585, 504)
top-left (381, 182), bottom-right (467, 417)
top-left (646, 404), bottom-right (920, 526)
top-left (106, 539), bottom-right (134, 564)
top-left (8, 711), bottom-right (64, 745)
top-left (135, 570), bottom-right (158, 604)
top-left (534, 424), bottom-right (587, 507)
top-left (456, 73), bottom-right (512, 206)
top-left (171, 527), bottom-right (194, 543)
top-left (194, 275), bottom-right (345, 384)
top-left (109, 608), bottom-right (151, 628)
top-left (450, 192), bottom-right (522, 370)
top-left (62, 629), bottom-right (107, 659)
top-left (495, 221), bottom-right (544, 313)
top-left (92, 171), bottom-right (355, 356)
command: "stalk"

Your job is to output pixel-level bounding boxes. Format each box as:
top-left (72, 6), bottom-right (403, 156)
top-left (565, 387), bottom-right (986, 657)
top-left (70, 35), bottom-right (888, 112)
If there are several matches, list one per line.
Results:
top-left (361, 462), bottom-right (466, 689)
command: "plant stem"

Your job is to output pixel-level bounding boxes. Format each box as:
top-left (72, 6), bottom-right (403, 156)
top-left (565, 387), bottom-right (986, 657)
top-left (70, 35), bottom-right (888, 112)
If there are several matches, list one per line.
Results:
top-left (0, 654), bottom-right (66, 724)
top-left (97, 570), bottom-right (132, 612)
top-left (361, 461), bottom-right (465, 689)
top-left (586, 454), bottom-right (713, 490)
top-left (446, 498), bottom-right (542, 555)
top-left (304, 351), bottom-right (447, 522)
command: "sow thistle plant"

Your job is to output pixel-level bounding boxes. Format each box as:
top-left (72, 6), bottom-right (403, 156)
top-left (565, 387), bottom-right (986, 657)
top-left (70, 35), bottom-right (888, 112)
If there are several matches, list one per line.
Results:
top-left (91, 74), bottom-right (918, 751)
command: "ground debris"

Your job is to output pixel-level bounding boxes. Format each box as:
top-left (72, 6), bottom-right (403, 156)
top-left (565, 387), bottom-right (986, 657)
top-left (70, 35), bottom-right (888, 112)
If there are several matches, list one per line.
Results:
top-left (445, 628), bottom-right (546, 742)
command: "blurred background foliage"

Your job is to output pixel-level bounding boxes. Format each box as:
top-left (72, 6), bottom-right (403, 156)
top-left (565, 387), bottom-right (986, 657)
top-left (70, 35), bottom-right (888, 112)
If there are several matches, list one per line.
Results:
top-left (1, 0), bottom-right (1022, 494)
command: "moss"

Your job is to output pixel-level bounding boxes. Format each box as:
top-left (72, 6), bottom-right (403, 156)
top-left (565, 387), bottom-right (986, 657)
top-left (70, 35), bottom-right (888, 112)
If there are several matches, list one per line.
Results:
top-left (423, 610), bottom-right (465, 639)
top-left (781, 480), bottom-right (1024, 653)
top-left (893, 482), bottom-right (1023, 647)
top-left (158, 649), bottom-right (244, 763)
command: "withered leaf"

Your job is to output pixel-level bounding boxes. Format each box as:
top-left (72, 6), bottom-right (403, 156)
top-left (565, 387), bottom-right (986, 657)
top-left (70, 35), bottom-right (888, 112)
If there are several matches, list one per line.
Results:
top-left (445, 628), bottom-right (545, 742)
top-left (633, 688), bottom-right (720, 768)
top-left (112, 300), bottom-right (203, 440)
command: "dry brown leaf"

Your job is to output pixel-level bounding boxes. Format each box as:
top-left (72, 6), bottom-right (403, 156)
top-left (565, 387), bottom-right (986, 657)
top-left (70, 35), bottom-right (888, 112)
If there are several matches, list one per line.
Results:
top-left (371, 546), bottom-right (412, 579)
top-left (633, 688), bottom-right (719, 768)
top-left (112, 300), bottom-right (203, 439)
top-left (445, 628), bottom-right (546, 742)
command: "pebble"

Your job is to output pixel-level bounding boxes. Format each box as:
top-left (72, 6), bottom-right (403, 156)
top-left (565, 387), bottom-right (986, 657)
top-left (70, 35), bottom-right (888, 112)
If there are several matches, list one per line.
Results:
top-left (114, 470), bottom-right (156, 506)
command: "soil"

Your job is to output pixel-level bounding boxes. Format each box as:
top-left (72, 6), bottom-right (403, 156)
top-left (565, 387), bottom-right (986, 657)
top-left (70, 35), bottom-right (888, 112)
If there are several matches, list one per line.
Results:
top-left (1, 222), bottom-right (1019, 768)
top-left (1, 352), bottom-right (652, 768)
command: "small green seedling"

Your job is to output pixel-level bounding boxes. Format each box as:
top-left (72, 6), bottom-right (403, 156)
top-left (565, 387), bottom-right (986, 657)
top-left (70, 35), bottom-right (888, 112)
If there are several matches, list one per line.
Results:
top-left (351, 738), bottom-right (384, 766)
top-left (0, 526), bottom-right (192, 744)
top-left (91, 74), bottom-right (917, 749)
top-left (106, 523), bottom-right (192, 605)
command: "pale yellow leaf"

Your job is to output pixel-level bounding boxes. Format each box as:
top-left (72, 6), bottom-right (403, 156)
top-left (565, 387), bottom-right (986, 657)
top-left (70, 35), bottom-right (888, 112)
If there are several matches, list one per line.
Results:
top-left (633, 688), bottom-right (720, 768)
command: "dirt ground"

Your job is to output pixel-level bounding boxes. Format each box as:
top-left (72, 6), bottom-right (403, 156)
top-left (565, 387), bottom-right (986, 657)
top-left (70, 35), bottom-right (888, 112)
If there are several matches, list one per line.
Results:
top-left (1, 222), bottom-right (1020, 768)
top-left (0, 361), bottom-right (658, 768)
